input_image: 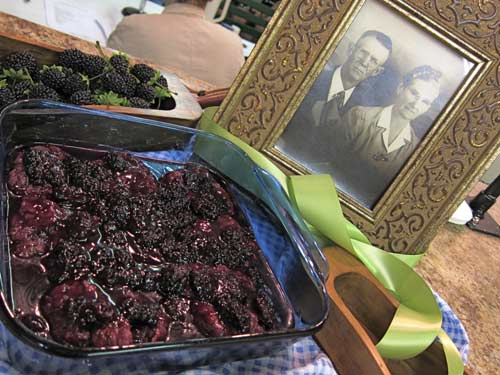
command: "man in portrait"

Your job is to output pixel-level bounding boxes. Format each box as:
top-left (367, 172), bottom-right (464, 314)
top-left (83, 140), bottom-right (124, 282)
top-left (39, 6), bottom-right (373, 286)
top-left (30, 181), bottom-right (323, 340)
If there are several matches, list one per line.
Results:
top-left (277, 30), bottom-right (394, 165)
top-left (330, 65), bottom-right (442, 207)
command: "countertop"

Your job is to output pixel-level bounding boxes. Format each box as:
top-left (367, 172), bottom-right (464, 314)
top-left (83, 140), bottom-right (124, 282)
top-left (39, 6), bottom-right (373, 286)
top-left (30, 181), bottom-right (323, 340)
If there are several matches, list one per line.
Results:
top-left (415, 183), bottom-right (500, 375)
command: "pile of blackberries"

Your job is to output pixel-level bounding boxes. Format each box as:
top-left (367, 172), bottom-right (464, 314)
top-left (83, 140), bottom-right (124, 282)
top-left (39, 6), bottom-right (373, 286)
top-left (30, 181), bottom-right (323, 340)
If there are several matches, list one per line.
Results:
top-left (9, 145), bottom-right (285, 348)
top-left (0, 49), bottom-right (175, 111)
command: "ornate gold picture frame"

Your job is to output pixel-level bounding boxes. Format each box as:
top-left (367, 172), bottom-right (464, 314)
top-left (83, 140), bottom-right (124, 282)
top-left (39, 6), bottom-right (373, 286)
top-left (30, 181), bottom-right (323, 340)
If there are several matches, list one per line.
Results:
top-left (213, 0), bottom-right (500, 254)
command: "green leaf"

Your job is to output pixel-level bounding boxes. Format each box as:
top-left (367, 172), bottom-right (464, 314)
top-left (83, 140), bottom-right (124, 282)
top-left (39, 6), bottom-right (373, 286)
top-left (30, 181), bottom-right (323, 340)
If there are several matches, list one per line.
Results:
top-left (153, 86), bottom-right (172, 99)
top-left (79, 73), bottom-right (90, 88)
top-left (41, 65), bottom-right (64, 72)
top-left (93, 91), bottom-right (128, 106)
top-left (121, 97), bottom-right (130, 107)
top-left (0, 68), bottom-right (31, 85)
top-left (0, 79), bottom-right (7, 89)
top-left (147, 70), bottom-right (162, 86)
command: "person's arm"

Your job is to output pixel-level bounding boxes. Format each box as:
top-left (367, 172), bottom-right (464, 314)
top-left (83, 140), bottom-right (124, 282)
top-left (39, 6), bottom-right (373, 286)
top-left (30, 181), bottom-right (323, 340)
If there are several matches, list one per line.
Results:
top-left (334, 106), bottom-right (366, 150)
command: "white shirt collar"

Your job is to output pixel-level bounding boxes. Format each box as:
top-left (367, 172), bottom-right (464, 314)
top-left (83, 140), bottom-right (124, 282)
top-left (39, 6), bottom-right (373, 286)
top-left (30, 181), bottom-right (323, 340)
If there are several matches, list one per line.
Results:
top-left (376, 106), bottom-right (413, 153)
top-left (327, 66), bottom-right (355, 105)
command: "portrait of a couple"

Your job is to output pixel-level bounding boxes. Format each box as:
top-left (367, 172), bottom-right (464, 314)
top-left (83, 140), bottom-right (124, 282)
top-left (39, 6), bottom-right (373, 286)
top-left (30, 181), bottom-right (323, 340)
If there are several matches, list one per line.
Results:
top-left (275, 0), bottom-right (471, 208)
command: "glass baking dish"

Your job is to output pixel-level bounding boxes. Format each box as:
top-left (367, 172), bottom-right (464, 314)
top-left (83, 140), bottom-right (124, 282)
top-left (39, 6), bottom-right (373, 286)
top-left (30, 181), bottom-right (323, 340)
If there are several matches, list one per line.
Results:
top-left (0, 100), bottom-right (329, 373)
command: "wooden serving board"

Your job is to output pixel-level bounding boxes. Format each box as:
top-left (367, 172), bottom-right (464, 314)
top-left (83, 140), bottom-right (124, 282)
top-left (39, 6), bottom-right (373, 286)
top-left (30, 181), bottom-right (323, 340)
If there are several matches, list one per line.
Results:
top-left (314, 246), bottom-right (472, 375)
top-left (0, 18), bottom-right (203, 127)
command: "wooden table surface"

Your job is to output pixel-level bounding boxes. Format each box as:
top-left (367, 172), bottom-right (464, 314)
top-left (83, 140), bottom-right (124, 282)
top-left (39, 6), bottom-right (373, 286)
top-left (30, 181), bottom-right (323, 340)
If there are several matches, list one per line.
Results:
top-left (415, 183), bottom-right (500, 375)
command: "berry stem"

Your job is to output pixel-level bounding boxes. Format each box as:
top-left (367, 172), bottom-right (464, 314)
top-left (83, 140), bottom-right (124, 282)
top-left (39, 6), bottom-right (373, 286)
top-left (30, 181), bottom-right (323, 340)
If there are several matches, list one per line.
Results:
top-left (23, 68), bottom-right (35, 85)
top-left (95, 41), bottom-right (108, 61)
top-left (89, 71), bottom-right (106, 82)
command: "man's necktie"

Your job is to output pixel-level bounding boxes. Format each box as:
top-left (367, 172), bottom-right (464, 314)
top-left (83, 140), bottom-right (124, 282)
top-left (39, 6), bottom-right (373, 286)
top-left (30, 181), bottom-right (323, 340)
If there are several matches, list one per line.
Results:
top-left (333, 90), bottom-right (346, 113)
top-left (319, 90), bottom-right (346, 128)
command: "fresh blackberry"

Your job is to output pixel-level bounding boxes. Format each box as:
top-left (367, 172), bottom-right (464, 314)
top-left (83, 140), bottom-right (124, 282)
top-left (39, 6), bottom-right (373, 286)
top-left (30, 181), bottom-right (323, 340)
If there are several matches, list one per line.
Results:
top-left (110, 54), bottom-right (129, 74)
top-left (3, 51), bottom-right (38, 77)
top-left (58, 48), bottom-right (87, 72)
top-left (128, 97), bottom-right (150, 109)
top-left (11, 81), bottom-right (32, 101)
top-left (130, 64), bottom-right (156, 83)
top-left (125, 74), bottom-right (138, 95)
top-left (27, 83), bottom-right (60, 101)
top-left (39, 66), bottom-right (66, 91)
top-left (80, 54), bottom-right (106, 77)
top-left (89, 77), bottom-right (103, 93)
top-left (0, 87), bottom-right (15, 109)
top-left (61, 73), bottom-right (88, 96)
top-left (69, 90), bottom-right (94, 105)
top-left (101, 71), bottom-right (130, 97)
top-left (156, 75), bottom-right (168, 88)
top-left (135, 83), bottom-right (155, 102)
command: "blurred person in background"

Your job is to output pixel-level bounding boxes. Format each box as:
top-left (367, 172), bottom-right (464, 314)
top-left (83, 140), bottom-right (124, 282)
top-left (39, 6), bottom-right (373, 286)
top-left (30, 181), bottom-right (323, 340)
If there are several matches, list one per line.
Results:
top-left (108, 0), bottom-right (245, 87)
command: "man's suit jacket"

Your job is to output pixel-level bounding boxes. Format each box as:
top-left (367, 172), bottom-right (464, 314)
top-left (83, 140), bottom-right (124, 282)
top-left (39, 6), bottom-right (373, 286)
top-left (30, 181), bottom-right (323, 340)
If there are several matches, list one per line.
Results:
top-left (277, 60), bottom-right (398, 166)
top-left (278, 64), bottom-right (370, 165)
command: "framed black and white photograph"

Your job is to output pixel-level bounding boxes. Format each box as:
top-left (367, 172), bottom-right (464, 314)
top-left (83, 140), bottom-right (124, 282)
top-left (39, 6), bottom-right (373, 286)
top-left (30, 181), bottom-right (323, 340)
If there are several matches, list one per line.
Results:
top-left (274, 0), bottom-right (474, 208)
top-left (214, 0), bottom-right (499, 254)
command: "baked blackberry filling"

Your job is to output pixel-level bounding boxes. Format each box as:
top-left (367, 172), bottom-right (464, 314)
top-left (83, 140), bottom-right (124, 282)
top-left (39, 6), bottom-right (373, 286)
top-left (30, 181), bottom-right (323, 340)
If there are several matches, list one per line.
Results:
top-left (8, 144), bottom-right (290, 348)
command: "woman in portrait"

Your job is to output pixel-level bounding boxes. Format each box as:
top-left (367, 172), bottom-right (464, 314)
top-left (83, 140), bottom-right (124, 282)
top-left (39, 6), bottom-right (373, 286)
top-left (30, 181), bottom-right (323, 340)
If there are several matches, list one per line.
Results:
top-left (330, 65), bottom-right (442, 207)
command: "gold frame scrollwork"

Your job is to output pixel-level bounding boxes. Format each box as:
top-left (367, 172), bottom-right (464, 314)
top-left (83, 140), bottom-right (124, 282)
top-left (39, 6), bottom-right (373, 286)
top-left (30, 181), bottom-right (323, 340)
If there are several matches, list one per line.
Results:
top-left (213, 0), bottom-right (500, 254)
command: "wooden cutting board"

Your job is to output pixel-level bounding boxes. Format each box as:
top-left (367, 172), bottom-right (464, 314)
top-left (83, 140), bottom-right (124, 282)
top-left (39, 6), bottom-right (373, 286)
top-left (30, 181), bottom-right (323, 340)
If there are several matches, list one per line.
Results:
top-left (0, 14), bottom-right (204, 127)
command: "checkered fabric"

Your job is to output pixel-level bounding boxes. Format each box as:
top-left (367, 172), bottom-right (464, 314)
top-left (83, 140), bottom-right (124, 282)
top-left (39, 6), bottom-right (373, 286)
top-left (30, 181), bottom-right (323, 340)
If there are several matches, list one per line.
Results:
top-left (435, 292), bottom-right (469, 364)
top-left (0, 144), bottom-right (468, 374)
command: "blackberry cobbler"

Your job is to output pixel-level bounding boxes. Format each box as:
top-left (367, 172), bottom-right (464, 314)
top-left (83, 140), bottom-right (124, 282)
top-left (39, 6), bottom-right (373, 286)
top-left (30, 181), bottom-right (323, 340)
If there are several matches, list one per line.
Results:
top-left (7, 145), bottom-right (289, 348)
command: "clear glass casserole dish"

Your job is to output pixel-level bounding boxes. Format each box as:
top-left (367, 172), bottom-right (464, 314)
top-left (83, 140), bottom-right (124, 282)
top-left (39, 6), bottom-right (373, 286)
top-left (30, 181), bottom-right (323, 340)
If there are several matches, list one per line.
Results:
top-left (0, 100), bottom-right (329, 374)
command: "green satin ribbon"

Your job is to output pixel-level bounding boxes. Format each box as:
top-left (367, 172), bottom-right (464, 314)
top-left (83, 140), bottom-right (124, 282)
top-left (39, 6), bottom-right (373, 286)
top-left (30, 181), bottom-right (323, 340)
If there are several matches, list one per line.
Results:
top-left (197, 108), bottom-right (464, 374)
